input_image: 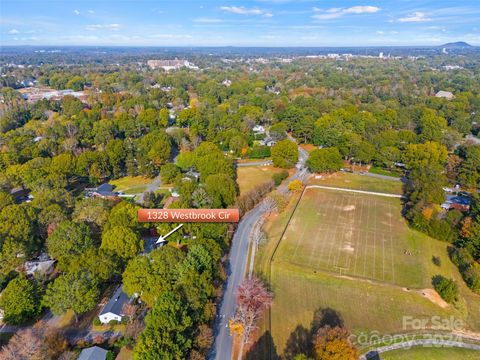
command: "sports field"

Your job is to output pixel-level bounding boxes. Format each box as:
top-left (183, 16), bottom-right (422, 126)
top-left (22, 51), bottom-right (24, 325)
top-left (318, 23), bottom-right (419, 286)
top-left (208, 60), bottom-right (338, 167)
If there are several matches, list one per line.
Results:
top-left (258, 182), bottom-right (480, 356)
top-left (277, 188), bottom-right (427, 287)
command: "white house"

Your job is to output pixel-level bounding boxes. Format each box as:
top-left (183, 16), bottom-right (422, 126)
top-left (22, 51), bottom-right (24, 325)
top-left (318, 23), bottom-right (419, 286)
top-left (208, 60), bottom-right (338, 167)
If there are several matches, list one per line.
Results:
top-left (98, 286), bottom-right (129, 324)
top-left (78, 346), bottom-right (108, 360)
top-left (259, 137), bottom-right (276, 147)
top-left (252, 125), bottom-right (266, 134)
top-left (435, 90), bottom-right (455, 100)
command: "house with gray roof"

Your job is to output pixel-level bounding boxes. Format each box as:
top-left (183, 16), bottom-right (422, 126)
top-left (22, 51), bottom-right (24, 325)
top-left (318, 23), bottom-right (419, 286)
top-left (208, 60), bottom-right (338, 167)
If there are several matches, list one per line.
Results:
top-left (78, 346), bottom-right (108, 360)
top-left (98, 286), bottom-right (130, 324)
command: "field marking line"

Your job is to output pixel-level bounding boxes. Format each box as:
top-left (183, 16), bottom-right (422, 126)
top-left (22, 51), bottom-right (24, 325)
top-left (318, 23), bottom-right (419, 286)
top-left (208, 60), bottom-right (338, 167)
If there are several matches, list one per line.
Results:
top-left (363, 197), bottom-right (369, 279)
top-left (332, 194), bottom-right (346, 270)
top-left (310, 191), bottom-right (329, 269)
top-left (389, 203), bottom-right (395, 284)
top-left (305, 185), bottom-right (403, 198)
top-left (289, 200), bottom-right (310, 262)
top-left (372, 198), bottom-right (377, 280)
top-left (326, 194), bottom-right (341, 270)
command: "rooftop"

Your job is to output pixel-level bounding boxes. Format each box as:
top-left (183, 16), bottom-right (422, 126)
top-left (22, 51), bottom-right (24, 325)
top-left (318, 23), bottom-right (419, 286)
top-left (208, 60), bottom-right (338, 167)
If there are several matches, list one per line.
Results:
top-left (99, 286), bottom-right (129, 317)
top-left (77, 346), bottom-right (107, 360)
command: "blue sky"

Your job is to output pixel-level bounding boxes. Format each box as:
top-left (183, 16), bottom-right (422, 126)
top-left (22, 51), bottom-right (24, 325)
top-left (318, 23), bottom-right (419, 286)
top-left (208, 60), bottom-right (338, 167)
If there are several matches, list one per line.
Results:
top-left (1, 0), bottom-right (479, 46)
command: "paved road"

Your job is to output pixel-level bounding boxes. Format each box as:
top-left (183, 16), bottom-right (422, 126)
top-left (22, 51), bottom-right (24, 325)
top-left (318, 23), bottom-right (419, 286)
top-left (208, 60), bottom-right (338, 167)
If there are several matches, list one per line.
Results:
top-left (135, 175), bottom-right (161, 204)
top-left (209, 205), bottom-right (266, 360)
top-left (362, 338), bottom-right (480, 359)
top-left (210, 135), bottom-right (308, 360)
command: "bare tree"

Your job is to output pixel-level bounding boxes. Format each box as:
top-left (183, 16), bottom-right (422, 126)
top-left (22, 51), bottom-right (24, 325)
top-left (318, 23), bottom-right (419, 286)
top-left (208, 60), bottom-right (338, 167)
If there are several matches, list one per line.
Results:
top-left (232, 276), bottom-right (273, 358)
top-left (0, 328), bottom-right (43, 360)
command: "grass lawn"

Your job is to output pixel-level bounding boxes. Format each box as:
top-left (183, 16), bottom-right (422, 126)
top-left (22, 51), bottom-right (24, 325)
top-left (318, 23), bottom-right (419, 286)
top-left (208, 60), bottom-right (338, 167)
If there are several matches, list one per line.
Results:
top-left (369, 166), bottom-right (402, 178)
top-left (92, 323), bottom-right (126, 333)
top-left (236, 166), bottom-right (286, 195)
top-left (109, 176), bottom-right (152, 194)
top-left (310, 172), bottom-right (403, 195)
top-left (254, 180), bottom-right (480, 357)
top-left (381, 346), bottom-right (480, 359)
top-left (57, 309), bottom-right (76, 327)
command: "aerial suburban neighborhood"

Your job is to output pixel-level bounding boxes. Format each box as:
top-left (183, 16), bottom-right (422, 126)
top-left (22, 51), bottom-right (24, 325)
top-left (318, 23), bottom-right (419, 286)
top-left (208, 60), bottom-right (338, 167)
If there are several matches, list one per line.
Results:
top-left (1, 1), bottom-right (480, 360)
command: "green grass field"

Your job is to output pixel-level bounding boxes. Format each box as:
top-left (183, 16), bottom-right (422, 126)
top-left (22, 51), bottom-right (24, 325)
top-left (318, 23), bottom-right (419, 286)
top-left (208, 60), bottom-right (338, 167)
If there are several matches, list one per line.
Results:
top-left (310, 172), bottom-right (403, 195)
top-left (236, 166), bottom-right (286, 195)
top-left (381, 346), bottom-right (480, 359)
top-left (109, 176), bottom-right (152, 194)
top-left (277, 188), bottom-right (445, 287)
top-left (256, 181), bottom-right (480, 357)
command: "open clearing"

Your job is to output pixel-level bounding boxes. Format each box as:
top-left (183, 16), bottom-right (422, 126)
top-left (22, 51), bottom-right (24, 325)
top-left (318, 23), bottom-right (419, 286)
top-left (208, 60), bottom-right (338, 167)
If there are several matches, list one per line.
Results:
top-left (109, 176), bottom-right (152, 194)
top-left (380, 346), bottom-right (480, 360)
top-left (255, 180), bottom-right (480, 357)
top-left (236, 166), bottom-right (286, 195)
top-left (310, 172), bottom-right (403, 195)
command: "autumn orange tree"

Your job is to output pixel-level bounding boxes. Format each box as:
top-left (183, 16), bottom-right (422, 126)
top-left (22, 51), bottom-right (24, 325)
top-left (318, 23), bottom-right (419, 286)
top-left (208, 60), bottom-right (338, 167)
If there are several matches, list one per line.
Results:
top-left (313, 326), bottom-right (358, 360)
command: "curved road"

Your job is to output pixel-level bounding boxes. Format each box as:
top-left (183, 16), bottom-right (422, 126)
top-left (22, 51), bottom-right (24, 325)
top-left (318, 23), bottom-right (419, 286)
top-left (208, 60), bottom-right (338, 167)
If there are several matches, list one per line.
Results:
top-left (209, 205), bottom-right (267, 360)
top-left (210, 135), bottom-right (308, 360)
top-left (362, 338), bottom-right (480, 359)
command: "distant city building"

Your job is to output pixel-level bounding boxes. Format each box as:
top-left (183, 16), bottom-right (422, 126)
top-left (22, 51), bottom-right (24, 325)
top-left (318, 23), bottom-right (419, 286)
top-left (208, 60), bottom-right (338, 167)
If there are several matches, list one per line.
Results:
top-left (147, 59), bottom-right (198, 71)
top-left (78, 346), bottom-right (108, 360)
top-left (98, 286), bottom-right (130, 324)
top-left (435, 90), bottom-right (454, 100)
top-left (18, 87), bottom-right (88, 103)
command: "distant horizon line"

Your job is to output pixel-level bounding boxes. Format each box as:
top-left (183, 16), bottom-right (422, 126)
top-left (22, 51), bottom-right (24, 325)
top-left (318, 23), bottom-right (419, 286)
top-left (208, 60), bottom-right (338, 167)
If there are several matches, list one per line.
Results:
top-left (0, 43), bottom-right (477, 48)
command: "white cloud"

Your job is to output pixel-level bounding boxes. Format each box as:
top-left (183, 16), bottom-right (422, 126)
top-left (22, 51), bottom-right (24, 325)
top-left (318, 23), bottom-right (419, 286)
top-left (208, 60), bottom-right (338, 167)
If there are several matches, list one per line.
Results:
top-left (376, 30), bottom-right (384, 35)
top-left (85, 24), bottom-right (121, 31)
top-left (8, 29), bottom-right (20, 34)
top-left (88, 10), bottom-right (95, 14)
top-left (13, 36), bottom-right (38, 41)
top-left (193, 17), bottom-right (224, 23)
top-left (312, 6), bottom-right (379, 20)
top-left (149, 34), bottom-right (193, 39)
top-left (398, 12), bottom-right (431, 23)
top-left (74, 9), bottom-right (80, 15)
top-left (221, 6), bottom-right (272, 17)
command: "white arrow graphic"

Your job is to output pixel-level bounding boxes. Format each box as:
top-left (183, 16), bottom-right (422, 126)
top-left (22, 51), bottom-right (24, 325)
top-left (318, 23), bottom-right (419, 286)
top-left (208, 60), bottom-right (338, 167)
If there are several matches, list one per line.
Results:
top-left (155, 224), bottom-right (184, 245)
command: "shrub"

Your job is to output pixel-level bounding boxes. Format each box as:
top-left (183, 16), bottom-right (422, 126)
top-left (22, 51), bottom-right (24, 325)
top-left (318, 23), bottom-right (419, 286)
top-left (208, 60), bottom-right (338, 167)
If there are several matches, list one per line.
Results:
top-left (272, 170), bottom-right (289, 186)
top-left (248, 145), bottom-right (270, 159)
top-left (450, 247), bottom-right (480, 294)
top-left (93, 318), bottom-right (101, 326)
top-left (432, 275), bottom-right (458, 304)
top-left (432, 256), bottom-right (442, 267)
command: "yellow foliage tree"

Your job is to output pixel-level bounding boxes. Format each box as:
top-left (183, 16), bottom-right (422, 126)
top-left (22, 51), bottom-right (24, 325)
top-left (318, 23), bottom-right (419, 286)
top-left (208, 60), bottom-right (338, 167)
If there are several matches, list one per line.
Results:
top-left (288, 179), bottom-right (303, 193)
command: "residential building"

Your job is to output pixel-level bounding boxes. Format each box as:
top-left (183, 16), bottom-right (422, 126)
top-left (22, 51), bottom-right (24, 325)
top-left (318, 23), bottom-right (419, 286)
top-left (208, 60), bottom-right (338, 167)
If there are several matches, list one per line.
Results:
top-left (85, 183), bottom-right (118, 200)
top-left (435, 90), bottom-right (455, 100)
top-left (78, 346), bottom-right (108, 360)
top-left (252, 125), bottom-right (266, 134)
top-left (98, 286), bottom-right (130, 324)
top-left (147, 59), bottom-right (198, 71)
